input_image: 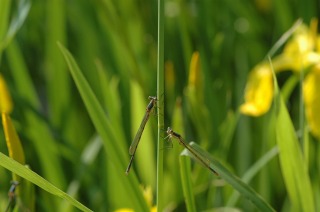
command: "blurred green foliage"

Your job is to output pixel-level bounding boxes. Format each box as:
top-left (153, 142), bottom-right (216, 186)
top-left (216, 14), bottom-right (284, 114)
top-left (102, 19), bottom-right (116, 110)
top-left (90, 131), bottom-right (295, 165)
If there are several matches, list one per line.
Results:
top-left (0, 0), bottom-right (319, 211)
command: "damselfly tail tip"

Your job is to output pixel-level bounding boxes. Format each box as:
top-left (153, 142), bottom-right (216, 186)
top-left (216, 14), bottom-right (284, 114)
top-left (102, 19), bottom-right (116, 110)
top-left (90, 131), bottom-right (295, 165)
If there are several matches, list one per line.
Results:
top-left (125, 165), bottom-right (131, 175)
top-left (125, 166), bottom-right (131, 175)
top-left (210, 167), bottom-right (219, 176)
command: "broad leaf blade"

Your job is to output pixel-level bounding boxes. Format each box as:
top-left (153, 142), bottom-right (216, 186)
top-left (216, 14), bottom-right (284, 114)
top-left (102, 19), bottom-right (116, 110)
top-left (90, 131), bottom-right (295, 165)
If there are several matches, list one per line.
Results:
top-left (187, 142), bottom-right (276, 212)
top-left (0, 153), bottom-right (92, 212)
top-left (272, 67), bottom-right (315, 211)
top-left (179, 155), bottom-right (196, 212)
top-left (0, 0), bottom-right (31, 51)
top-left (227, 146), bottom-right (279, 206)
top-left (58, 43), bottom-right (149, 211)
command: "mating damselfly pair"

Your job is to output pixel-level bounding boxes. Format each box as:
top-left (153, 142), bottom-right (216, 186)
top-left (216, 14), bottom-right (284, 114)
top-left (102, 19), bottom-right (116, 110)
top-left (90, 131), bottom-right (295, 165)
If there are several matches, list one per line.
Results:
top-left (125, 96), bottom-right (218, 176)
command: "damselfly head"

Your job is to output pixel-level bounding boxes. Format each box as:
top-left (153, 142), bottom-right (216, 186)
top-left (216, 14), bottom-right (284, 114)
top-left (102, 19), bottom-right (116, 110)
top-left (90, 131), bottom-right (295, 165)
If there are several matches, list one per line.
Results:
top-left (8, 181), bottom-right (19, 193)
top-left (166, 127), bottom-right (182, 139)
top-left (166, 127), bottom-right (173, 135)
top-left (148, 96), bottom-right (157, 101)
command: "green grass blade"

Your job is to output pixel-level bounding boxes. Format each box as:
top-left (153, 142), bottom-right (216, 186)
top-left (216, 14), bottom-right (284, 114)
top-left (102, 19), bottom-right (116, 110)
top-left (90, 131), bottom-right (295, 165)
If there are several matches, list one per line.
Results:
top-left (227, 146), bottom-right (279, 206)
top-left (272, 64), bottom-right (315, 211)
top-left (0, 0), bottom-right (11, 63)
top-left (7, 40), bottom-right (67, 204)
top-left (58, 43), bottom-right (149, 211)
top-left (7, 41), bottom-right (66, 190)
top-left (188, 142), bottom-right (276, 212)
top-left (0, 153), bottom-right (92, 212)
top-left (219, 111), bottom-right (240, 160)
top-left (0, 0), bottom-right (11, 40)
top-left (266, 19), bottom-right (302, 58)
top-left (59, 135), bottom-right (102, 212)
top-left (179, 155), bottom-right (196, 212)
top-left (0, 0), bottom-right (30, 51)
top-left (45, 0), bottom-right (69, 127)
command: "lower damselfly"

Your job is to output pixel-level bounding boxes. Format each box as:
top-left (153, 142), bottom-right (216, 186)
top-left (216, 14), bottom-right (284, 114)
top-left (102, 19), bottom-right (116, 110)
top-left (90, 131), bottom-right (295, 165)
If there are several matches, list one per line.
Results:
top-left (166, 127), bottom-right (218, 176)
top-left (5, 181), bottom-right (19, 212)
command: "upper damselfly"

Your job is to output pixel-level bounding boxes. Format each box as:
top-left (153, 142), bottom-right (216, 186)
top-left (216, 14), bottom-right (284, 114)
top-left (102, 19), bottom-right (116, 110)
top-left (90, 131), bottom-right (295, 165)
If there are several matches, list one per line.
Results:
top-left (125, 96), bottom-right (157, 175)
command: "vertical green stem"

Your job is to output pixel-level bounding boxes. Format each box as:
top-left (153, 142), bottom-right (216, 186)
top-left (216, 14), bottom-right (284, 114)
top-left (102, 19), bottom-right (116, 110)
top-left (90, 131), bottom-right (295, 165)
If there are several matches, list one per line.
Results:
top-left (179, 156), bottom-right (196, 212)
top-left (156, 0), bottom-right (164, 211)
top-left (0, 0), bottom-right (11, 64)
top-left (46, 0), bottom-right (69, 128)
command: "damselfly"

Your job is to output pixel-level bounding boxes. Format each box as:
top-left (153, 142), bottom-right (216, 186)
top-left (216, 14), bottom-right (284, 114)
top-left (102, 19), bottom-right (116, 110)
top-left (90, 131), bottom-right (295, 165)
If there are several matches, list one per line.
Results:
top-left (5, 181), bottom-right (19, 212)
top-left (125, 96), bottom-right (157, 175)
top-left (166, 127), bottom-right (218, 176)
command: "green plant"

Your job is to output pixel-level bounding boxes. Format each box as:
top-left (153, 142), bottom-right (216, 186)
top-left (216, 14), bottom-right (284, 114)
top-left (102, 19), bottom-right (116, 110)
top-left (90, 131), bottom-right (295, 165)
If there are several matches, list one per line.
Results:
top-left (0, 0), bottom-right (319, 211)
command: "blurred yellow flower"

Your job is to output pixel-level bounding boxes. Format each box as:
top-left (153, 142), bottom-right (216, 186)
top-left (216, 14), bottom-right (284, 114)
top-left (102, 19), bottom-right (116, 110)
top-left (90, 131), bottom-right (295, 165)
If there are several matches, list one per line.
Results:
top-left (114, 186), bottom-right (156, 212)
top-left (114, 209), bottom-right (134, 212)
top-left (2, 113), bottom-right (26, 165)
top-left (240, 63), bottom-right (273, 116)
top-left (240, 19), bottom-right (320, 139)
top-left (0, 73), bottom-right (26, 164)
top-left (187, 51), bottom-right (203, 102)
top-left (188, 51), bottom-right (201, 88)
top-left (165, 60), bottom-right (175, 93)
top-left (270, 20), bottom-right (320, 72)
top-left (0, 74), bottom-right (13, 113)
top-left (317, 36), bottom-right (320, 52)
top-left (303, 64), bottom-right (320, 138)
top-left (255, 0), bottom-right (272, 12)
top-left (142, 185), bottom-right (153, 208)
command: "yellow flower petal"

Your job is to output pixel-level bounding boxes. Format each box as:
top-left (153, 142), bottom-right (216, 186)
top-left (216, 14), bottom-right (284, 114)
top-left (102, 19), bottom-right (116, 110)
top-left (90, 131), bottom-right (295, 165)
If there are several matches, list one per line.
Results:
top-left (142, 186), bottom-right (153, 208)
top-left (272, 52), bottom-right (320, 72)
top-left (113, 209), bottom-right (134, 212)
top-left (165, 60), bottom-right (175, 96)
top-left (114, 186), bottom-right (154, 212)
top-left (187, 51), bottom-right (203, 101)
top-left (240, 64), bottom-right (273, 116)
top-left (2, 113), bottom-right (25, 165)
top-left (278, 20), bottom-right (320, 72)
top-left (317, 36), bottom-right (320, 53)
top-left (254, 0), bottom-right (271, 13)
top-left (303, 64), bottom-right (320, 139)
top-left (0, 74), bottom-right (13, 113)
top-left (188, 51), bottom-right (201, 87)
top-left (283, 24), bottom-right (313, 56)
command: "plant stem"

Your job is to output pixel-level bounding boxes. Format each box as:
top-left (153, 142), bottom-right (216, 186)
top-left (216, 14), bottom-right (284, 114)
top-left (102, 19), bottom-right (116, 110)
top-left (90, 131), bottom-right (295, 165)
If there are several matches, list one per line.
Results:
top-left (156, 0), bottom-right (164, 211)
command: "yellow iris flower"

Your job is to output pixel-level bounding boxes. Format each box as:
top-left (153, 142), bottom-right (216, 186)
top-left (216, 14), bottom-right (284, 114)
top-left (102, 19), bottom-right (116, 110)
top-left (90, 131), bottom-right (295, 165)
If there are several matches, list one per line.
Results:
top-left (0, 73), bottom-right (25, 168)
top-left (0, 74), bottom-right (13, 113)
top-left (303, 64), bottom-right (320, 138)
top-left (240, 63), bottom-right (273, 116)
top-left (240, 19), bottom-right (320, 139)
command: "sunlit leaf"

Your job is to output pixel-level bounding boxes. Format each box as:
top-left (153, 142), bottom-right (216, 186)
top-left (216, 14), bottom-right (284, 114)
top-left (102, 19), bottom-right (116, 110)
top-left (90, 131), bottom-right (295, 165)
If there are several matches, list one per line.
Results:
top-left (185, 142), bottom-right (276, 212)
top-left (179, 155), bottom-right (196, 212)
top-left (272, 64), bottom-right (315, 211)
top-left (227, 147), bottom-right (279, 206)
top-left (0, 0), bottom-right (31, 51)
top-left (58, 42), bottom-right (149, 212)
top-left (0, 153), bottom-right (92, 212)
top-left (2, 113), bottom-right (25, 165)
